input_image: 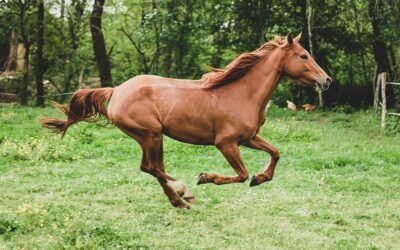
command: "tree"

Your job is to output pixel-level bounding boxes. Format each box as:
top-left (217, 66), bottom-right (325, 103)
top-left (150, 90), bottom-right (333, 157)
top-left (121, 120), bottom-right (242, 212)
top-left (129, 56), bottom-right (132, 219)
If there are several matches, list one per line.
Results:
top-left (4, 29), bottom-right (18, 72)
top-left (209, 1), bottom-right (233, 68)
top-left (0, 0), bottom-right (398, 108)
top-left (35, 0), bottom-right (44, 106)
top-left (307, 0), bottom-right (324, 108)
top-left (68, 0), bottom-right (87, 51)
top-left (232, 0), bottom-right (271, 51)
top-left (18, 0), bottom-right (34, 105)
top-left (90, 0), bottom-right (112, 87)
top-left (369, 0), bottom-right (391, 77)
top-left (120, 0), bottom-right (161, 75)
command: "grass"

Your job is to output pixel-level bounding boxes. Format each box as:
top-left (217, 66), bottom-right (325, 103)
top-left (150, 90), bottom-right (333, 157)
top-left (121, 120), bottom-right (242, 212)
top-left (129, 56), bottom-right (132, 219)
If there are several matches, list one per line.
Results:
top-left (0, 103), bottom-right (399, 249)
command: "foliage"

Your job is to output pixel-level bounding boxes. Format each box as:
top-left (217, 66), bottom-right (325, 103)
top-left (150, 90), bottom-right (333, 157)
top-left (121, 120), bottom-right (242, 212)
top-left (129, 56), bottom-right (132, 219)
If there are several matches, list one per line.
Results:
top-left (0, 0), bottom-right (399, 107)
top-left (385, 114), bottom-right (400, 133)
top-left (0, 104), bottom-right (399, 248)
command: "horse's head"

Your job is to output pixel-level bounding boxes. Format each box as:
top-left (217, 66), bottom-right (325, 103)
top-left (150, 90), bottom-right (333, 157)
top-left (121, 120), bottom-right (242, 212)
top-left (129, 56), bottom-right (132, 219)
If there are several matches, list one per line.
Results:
top-left (282, 33), bottom-right (331, 91)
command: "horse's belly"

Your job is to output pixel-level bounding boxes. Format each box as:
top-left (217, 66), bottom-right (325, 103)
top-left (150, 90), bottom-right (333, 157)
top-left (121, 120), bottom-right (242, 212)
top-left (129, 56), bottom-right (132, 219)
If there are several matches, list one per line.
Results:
top-left (162, 125), bottom-right (215, 145)
top-left (161, 109), bottom-right (216, 145)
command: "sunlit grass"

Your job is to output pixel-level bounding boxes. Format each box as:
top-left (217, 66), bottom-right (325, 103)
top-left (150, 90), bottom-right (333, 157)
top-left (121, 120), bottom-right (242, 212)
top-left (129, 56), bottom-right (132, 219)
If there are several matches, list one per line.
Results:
top-left (0, 104), bottom-right (399, 249)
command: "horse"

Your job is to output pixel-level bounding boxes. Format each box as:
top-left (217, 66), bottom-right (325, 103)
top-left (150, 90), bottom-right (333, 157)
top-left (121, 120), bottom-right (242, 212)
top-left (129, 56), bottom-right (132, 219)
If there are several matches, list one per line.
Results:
top-left (40, 33), bottom-right (331, 209)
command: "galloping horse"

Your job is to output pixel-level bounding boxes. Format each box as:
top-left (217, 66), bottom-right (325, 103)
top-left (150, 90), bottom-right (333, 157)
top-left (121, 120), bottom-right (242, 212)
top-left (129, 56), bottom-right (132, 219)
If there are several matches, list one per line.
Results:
top-left (40, 33), bottom-right (331, 209)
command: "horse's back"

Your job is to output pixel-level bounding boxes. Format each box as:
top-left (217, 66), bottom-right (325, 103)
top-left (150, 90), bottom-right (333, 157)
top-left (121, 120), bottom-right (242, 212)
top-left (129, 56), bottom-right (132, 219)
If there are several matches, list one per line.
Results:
top-left (109, 74), bottom-right (204, 105)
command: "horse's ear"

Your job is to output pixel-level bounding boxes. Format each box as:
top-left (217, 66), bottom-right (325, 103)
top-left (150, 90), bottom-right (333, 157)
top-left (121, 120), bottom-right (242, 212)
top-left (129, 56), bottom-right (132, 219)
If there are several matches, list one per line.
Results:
top-left (294, 32), bottom-right (302, 43)
top-left (287, 33), bottom-right (294, 45)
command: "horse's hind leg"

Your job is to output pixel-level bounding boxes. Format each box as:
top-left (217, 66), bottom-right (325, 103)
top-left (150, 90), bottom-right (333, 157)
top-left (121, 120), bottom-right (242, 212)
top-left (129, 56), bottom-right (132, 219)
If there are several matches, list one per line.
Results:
top-left (121, 127), bottom-right (195, 208)
top-left (141, 134), bottom-right (195, 207)
top-left (197, 143), bottom-right (249, 185)
top-left (242, 135), bottom-right (280, 187)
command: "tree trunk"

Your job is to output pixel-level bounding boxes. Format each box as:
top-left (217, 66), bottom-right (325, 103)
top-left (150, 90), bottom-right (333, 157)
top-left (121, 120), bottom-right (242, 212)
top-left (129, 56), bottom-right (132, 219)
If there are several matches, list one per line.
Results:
top-left (368, 0), bottom-right (391, 76)
top-left (151, 0), bottom-right (160, 73)
top-left (368, 0), bottom-right (394, 107)
top-left (4, 30), bottom-right (18, 72)
top-left (163, 47), bottom-right (172, 76)
top-left (307, 0), bottom-right (324, 108)
top-left (352, 0), bottom-right (369, 85)
top-left (388, 46), bottom-right (397, 79)
top-left (210, 4), bottom-right (232, 68)
top-left (60, 0), bottom-right (65, 19)
top-left (68, 14), bottom-right (78, 50)
top-left (176, 0), bottom-right (192, 77)
top-left (36, 0), bottom-right (45, 107)
top-left (307, 0), bottom-right (315, 56)
top-left (21, 43), bottom-right (30, 105)
top-left (297, 0), bottom-right (309, 105)
top-left (19, 1), bottom-right (30, 105)
top-left (257, 0), bottom-right (270, 45)
top-left (90, 0), bottom-right (112, 87)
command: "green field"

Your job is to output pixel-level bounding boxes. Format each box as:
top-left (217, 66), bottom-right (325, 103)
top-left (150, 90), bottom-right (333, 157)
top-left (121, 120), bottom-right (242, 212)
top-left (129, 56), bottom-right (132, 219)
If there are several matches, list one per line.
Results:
top-left (0, 104), bottom-right (399, 249)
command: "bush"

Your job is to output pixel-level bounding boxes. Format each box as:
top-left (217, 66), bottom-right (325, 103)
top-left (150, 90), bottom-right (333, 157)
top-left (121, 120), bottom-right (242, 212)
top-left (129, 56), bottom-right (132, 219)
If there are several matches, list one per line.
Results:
top-left (331, 104), bottom-right (355, 114)
top-left (386, 115), bottom-right (400, 133)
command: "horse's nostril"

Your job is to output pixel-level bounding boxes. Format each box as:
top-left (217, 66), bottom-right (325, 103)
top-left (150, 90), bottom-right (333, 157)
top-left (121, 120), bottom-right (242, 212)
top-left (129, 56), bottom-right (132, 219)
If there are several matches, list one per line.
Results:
top-left (326, 77), bottom-right (332, 85)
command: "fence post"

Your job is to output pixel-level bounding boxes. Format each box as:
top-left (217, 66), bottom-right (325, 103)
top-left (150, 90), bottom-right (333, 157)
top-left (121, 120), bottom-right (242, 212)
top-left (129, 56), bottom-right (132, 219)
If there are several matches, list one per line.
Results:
top-left (372, 65), bottom-right (378, 110)
top-left (381, 73), bottom-right (387, 128)
top-left (374, 73), bottom-right (381, 112)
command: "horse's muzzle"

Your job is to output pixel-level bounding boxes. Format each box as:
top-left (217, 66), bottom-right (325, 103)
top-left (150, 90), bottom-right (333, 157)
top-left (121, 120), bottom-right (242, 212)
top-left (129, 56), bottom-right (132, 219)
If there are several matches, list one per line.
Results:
top-left (317, 77), bottom-right (332, 91)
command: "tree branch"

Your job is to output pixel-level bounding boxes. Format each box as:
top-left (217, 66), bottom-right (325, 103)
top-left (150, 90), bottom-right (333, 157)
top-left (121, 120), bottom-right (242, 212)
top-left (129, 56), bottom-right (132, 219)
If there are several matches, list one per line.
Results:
top-left (120, 28), bottom-right (149, 73)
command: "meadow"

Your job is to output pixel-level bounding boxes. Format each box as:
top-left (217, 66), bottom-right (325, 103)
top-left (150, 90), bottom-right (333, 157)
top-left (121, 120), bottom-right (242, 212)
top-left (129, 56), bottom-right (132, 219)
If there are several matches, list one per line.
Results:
top-left (0, 104), bottom-right (399, 249)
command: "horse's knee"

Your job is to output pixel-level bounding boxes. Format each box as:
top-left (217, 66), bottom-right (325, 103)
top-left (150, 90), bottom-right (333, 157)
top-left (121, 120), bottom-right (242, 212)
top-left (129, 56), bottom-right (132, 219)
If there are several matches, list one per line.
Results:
top-left (238, 172), bottom-right (249, 183)
top-left (140, 165), bottom-right (150, 173)
top-left (140, 164), bottom-right (157, 177)
top-left (269, 148), bottom-right (280, 160)
top-left (274, 150), bottom-right (280, 160)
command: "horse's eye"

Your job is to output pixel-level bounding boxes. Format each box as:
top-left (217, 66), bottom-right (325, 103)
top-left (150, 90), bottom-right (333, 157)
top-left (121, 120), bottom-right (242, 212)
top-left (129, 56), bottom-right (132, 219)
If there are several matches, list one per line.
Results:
top-left (300, 55), bottom-right (308, 60)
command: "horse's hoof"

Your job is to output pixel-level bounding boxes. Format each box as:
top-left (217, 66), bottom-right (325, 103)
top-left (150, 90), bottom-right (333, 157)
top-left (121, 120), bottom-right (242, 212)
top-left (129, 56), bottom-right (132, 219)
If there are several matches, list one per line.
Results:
top-left (197, 172), bottom-right (207, 185)
top-left (183, 196), bottom-right (196, 204)
top-left (178, 204), bottom-right (191, 209)
top-left (250, 174), bottom-right (259, 187)
top-left (183, 191), bottom-right (196, 204)
top-left (171, 200), bottom-right (191, 209)
top-left (182, 188), bottom-right (196, 204)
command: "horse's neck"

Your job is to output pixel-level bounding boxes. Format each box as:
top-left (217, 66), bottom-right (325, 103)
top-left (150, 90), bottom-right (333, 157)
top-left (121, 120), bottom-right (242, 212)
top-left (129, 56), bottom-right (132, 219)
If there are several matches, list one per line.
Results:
top-left (235, 49), bottom-right (285, 111)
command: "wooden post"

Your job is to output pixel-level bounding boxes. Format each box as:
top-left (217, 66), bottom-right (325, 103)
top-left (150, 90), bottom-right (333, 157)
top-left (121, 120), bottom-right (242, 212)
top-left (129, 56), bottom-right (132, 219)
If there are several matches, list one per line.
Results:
top-left (317, 89), bottom-right (324, 108)
top-left (381, 73), bottom-right (387, 128)
top-left (78, 66), bottom-right (85, 89)
top-left (374, 73), bottom-right (381, 112)
top-left (372, 65), bottom-right (378, 111)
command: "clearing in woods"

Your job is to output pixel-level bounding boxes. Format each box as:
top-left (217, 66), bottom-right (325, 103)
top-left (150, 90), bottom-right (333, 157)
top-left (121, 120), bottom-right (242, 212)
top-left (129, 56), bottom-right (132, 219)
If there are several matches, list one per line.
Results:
top-left (0, 104), bottom-right (399, 249)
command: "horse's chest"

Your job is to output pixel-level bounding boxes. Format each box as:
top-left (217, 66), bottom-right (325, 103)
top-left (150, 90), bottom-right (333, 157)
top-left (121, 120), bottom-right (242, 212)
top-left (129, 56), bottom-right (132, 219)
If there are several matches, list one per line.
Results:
top-left (244, 112), bottom-right (266, 137)
top-left (257, 112), bottom-right (267, 129)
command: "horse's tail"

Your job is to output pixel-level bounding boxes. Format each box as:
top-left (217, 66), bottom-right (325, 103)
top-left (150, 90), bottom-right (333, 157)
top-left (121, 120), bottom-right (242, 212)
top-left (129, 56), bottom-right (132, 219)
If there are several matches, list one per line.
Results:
top-left (39, 87), bottom-right (114, 137)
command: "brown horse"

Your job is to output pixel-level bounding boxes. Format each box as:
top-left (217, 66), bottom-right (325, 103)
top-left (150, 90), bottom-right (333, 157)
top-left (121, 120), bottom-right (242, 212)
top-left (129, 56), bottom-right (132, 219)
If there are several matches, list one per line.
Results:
top-left (40, 33), bottom-right (331, 209)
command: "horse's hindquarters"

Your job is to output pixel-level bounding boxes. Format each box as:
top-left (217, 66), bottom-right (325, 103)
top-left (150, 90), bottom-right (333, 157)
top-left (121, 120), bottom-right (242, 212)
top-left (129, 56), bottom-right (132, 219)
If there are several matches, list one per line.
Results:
top-left (108, 77), bottom-right (218, 145)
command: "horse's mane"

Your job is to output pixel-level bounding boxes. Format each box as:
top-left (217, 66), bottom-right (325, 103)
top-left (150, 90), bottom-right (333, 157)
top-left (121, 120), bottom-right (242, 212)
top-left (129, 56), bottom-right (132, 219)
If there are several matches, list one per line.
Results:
top-left (201, 36), bottom-right (286, 89)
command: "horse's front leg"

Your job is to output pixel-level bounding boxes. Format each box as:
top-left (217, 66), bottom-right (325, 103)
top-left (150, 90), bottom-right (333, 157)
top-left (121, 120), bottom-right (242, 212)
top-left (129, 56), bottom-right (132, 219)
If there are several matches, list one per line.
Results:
top-left (242, 135), bottom-right (280, 187)
top-left (197, 143), bottom-right (249, 185)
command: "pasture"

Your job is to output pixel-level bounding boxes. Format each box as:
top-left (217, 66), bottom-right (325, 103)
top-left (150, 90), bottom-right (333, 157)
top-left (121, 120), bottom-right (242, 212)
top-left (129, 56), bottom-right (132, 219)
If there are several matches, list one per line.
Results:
top-left (0, 104), bottom-right (399, 249)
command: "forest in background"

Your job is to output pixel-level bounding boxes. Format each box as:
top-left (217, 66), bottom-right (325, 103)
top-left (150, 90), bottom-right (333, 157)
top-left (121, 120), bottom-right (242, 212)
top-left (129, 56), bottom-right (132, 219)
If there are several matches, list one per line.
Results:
top-left (0, 0), bottom-right (399, 108)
